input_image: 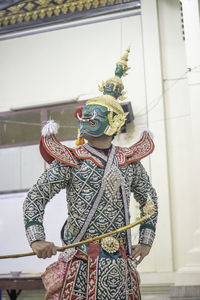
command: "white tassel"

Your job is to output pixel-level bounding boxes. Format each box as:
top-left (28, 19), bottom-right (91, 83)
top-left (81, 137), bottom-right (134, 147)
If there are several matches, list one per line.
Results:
top-left (42, 120), bottom-right (59, 137)
top-left (139, 126), bottom-right (154, 140)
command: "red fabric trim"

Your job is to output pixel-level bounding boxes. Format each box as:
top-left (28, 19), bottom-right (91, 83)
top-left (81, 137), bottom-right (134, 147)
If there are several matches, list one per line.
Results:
top-left (87, 243), bottom-right (100, 300)
top-left (40, 135), bottom-right (77, 168)
top-left (44, 245), bottom-right (141, 300)
top-left (59, 250), bottom-right (87, 300)
top-left (39, 139), bottom-right (54, 164)
top-left (70, 147), bottom-right (104, 168)
top-left (119, 245), bottom-right (126, 260)
top-left (59, 259), bottom-right (80, 300)
top-left (130, 269), bottom-right (141, 299)
top-left (116, 132), bottom-right (155, 166)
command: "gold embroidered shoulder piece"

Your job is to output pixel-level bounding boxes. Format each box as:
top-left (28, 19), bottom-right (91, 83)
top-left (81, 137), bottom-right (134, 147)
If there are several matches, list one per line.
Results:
top-left (40, 131), bottom-right (154, 168)
top-left (116, 131), bottom-right (155, 166)
top-left (40, 135), bottom-right (104, 168)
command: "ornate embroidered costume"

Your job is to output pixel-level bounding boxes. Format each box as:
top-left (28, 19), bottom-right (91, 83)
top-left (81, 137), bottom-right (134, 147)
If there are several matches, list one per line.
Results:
top-left (23, 47), bottom-right (158, 300)
top-left (23, 133), bottom-right (157, 299)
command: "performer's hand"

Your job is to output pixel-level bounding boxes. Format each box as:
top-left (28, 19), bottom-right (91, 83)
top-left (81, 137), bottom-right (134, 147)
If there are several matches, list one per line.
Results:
top-left (31, 241), bottom-right (57, 259)
top-left (131, 244), bottom-right (151, 265)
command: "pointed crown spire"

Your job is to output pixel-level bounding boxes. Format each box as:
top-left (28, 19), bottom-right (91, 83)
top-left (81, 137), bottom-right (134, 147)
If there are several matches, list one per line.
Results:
top-left (97, 46), bottom-right (130, 101)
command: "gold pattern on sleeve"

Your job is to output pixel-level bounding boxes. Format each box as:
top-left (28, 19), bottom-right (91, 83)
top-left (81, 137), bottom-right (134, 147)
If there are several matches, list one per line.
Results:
top-left (143, 194), bottom-right (155, 219)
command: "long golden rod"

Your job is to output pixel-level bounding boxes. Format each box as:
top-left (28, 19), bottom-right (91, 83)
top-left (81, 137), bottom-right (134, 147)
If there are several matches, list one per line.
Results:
top-left (0, 216), bottom-right (146, 259)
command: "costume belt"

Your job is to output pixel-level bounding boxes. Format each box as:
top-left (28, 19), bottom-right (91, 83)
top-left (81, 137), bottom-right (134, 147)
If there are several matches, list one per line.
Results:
top-left (67, 224), bottom-right (126, 254)
top-left (85, 233), bottom-right (127, 253)
top-left (101, 236), bottom-right (120, 253)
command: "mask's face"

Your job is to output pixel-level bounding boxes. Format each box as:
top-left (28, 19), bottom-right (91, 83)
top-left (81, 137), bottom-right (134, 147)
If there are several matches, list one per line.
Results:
top-left (79, 105), bottom-right (109, 137)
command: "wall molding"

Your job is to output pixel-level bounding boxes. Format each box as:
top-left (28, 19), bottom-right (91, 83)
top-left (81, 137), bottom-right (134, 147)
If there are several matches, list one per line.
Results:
top-left (0, 0), bottom-right (140, 34)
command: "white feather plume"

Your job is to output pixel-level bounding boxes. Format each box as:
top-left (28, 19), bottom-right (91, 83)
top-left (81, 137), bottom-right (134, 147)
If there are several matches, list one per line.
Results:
top-left (139, 126), bottom-right (154, 139)
top-left (42, 120), bottom-right (59, 137)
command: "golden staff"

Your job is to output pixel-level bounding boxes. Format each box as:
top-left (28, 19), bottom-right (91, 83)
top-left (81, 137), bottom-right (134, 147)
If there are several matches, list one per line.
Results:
top-left (0, 197), bottom-right (154, 259)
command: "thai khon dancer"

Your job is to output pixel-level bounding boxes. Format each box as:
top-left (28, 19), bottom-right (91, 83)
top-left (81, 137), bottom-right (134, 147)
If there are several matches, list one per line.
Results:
top-left (23, 47), bottom-right (158, 300)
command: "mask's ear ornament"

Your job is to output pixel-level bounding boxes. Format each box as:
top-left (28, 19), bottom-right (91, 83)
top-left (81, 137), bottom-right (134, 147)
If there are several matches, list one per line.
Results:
top-left (74, 107), bottom-right (85, 145)
top-left (75, 128), bottom-right (85, 146)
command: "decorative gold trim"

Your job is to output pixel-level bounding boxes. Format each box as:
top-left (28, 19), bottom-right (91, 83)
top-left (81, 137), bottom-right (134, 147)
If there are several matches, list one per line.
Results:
top-left (0, 0), bottom-right (136, 28)
top-left (87, 95), bottom-right (124, 115)
top-left (101, 236), bottom-right (120, 253)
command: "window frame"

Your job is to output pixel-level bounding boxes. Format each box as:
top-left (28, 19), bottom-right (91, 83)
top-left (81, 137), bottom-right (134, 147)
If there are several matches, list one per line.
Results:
top-left (0, 100), bottom-right (86, 149)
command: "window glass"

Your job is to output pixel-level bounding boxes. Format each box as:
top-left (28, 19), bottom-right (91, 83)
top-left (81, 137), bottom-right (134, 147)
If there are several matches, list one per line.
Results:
top-left (0, 111), bottom-right (41, 146)
top-left (0, 101), bottom-right (85, 148)
top-left (48, 107), bottom-right (78, 140)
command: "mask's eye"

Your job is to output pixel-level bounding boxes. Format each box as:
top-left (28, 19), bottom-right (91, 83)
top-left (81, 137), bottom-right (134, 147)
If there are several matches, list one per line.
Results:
top-left (82, 110), bottom-right (92, 118)
top-left (96, 110), bottom-right (109, 119)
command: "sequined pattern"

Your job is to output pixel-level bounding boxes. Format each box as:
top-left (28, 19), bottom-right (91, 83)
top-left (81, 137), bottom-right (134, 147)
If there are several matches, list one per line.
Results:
top-left (25, 224), bottom-right (45, 245)
top-left (57, 244), bottom-right (141, 300)
top-left (23, 160), bottom-right (71, 245)
top-left (97, 256), bottom-right (128, 299)
top-left (65, 158), bottom-right (128, 245)
top-left (23, 148), bottom-right (157, 300)
top-left (139, 228), bottom-right (155, 247)
top-left (130, 161), bottom-right (158, 244)
top-left (23, 156), bottom-right (158, 247)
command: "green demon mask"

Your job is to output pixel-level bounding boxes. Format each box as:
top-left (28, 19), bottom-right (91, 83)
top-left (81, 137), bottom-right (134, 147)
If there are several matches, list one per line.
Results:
top-left (79, 104), bottom-right (110, 137)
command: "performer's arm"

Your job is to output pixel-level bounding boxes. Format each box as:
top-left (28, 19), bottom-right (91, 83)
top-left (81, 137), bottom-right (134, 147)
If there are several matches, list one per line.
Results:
top-left (131, 160), bottom-right (158, 264)
top-left (23, 159), bottom-right (71, 258)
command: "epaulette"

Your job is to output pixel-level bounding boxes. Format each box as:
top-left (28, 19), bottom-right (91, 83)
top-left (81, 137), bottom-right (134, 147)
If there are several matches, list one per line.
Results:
top-left (40, 135), bottom-right (104, 168)
top-left (40, 131), bottom-right (154, 169)
top-left (116, 131), bottom-right (154, 166)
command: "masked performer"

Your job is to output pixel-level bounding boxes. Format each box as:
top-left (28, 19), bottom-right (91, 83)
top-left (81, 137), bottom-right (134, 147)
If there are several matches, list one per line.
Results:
top-left (23, 48), bottom-right (158, 300)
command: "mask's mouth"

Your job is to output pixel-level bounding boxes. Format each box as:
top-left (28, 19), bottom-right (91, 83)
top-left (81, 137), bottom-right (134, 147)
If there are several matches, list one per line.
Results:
top-left (77, 111), bottom-right (97, 122)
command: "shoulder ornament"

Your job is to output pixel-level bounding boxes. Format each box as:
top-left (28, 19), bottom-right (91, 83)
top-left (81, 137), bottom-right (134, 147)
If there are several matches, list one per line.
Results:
top-left (40, 135), bottom-right (104, 168)
top-left (40, 121), bottom-right (154, 168)
top-left (40, 135), bottom-right (78, 167)
top-left (116, 131), bottom-right (154, 166)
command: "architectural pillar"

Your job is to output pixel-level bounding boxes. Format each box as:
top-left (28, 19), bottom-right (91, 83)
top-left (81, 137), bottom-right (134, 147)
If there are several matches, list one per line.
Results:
top-left (139, 0), bottom-right (173, 277)
top-left (175, 0), bottom-right (200, 286)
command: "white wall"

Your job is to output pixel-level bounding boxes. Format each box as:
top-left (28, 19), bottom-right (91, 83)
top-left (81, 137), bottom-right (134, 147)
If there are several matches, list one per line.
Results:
top-left (157, 0), bottom-right (200, 286)
top-left (158, 0), bottom-right (191, 272)
top-left (0, 145), bottom-right (44, 191)
top-left (0, 16), bottom-right (146, 113)
top-left (0, 191), bottom-right (67, 273)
